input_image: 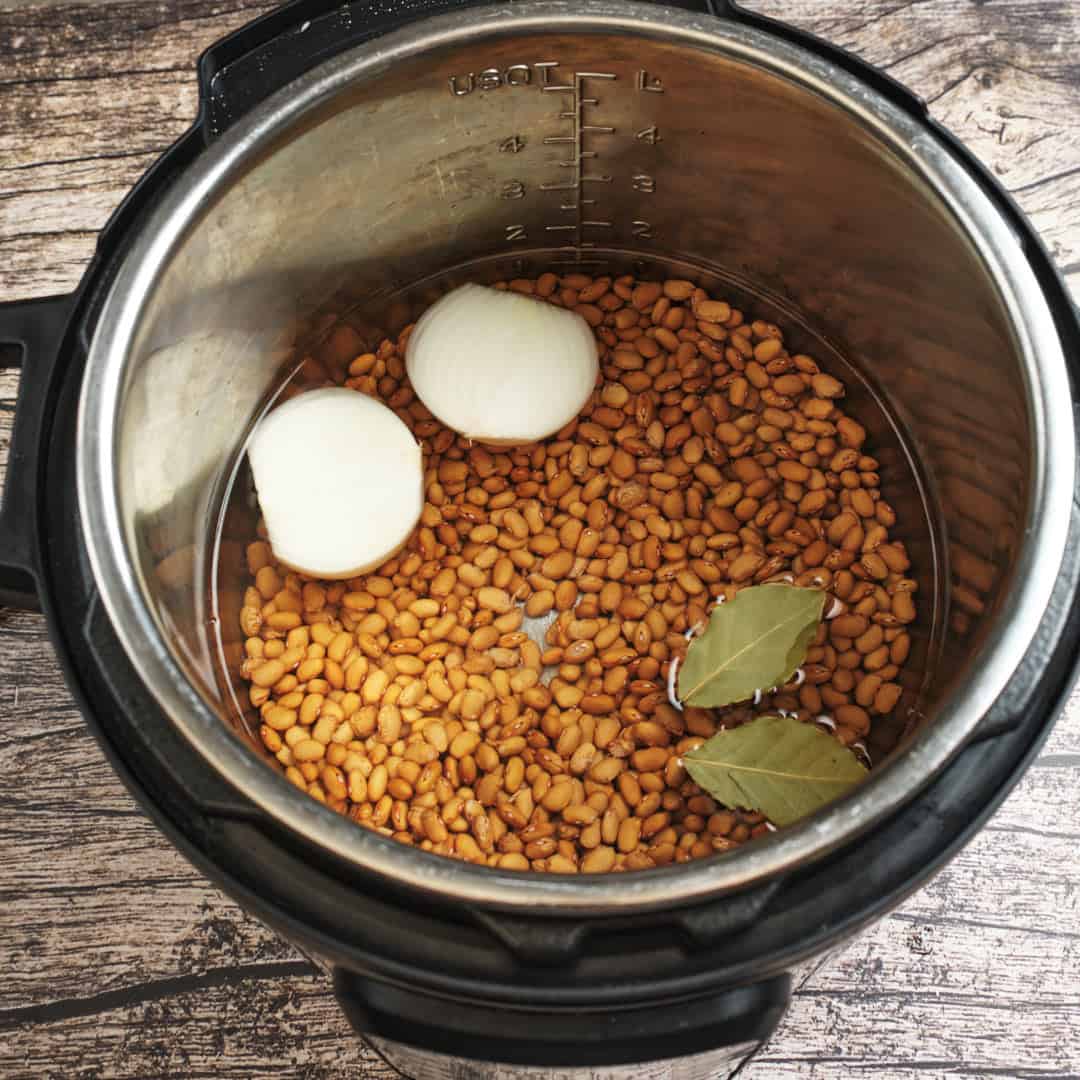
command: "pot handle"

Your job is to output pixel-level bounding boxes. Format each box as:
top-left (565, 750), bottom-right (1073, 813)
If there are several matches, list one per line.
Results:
top-left (334, 968), bottom-right (789, 1067)
top-left (0, 294), bottom-right (76, 611)
top-left (196, 0), bottom-right (736, 139)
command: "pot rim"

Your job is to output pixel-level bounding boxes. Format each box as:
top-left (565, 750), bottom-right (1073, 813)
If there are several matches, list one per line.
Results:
top-left (76, 0), bottom-right (1075, 914)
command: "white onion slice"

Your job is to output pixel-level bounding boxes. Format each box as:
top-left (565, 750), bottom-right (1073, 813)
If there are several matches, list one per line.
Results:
top-left (248, 387), bottom-right (422, 579)
top-left (405, 283), bottom-right (598, 445)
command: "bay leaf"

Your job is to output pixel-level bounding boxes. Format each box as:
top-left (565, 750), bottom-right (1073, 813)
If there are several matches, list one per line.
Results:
top-left (684, 715), bottom-right (868, 827)
top-left (676, 584), bottom-right (824, 708)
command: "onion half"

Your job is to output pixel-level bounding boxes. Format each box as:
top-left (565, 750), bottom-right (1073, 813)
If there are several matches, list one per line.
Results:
top-left (406, 283), bottom-right (598, 445)
top-left (248, 387), bottom-right (422, 579)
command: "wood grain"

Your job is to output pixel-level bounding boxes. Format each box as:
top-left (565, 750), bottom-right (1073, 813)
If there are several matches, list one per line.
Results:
top-left (1, 977), bottom-right (400, 1080)
top-left (1, 1), bottom-right (1079, 1077)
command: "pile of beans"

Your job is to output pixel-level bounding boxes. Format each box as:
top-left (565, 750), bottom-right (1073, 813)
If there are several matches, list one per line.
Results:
top-left (237, 274), bottom-right (916, 873)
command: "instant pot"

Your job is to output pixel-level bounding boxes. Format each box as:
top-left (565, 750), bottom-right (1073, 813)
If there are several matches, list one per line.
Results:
top-left (2, 0), bottom-right (1079, 1075)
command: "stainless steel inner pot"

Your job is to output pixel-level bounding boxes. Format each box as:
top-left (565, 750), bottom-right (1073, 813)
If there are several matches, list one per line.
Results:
top-left (76, 1), bottom-right (1074, 913)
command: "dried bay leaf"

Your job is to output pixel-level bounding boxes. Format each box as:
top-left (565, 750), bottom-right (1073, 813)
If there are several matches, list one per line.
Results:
top-left (677, 583), bottom-right (825, 708)
top-left (683, 715), bottom-right (868, 827)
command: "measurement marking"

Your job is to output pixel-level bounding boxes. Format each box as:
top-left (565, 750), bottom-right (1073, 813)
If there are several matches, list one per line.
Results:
top-left (536, 70), bottom-right (617, 259)
top-left (637, 69), bottom-right (664, 93)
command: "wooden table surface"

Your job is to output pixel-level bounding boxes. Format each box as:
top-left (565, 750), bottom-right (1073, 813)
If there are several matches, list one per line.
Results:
top-left (1, 1), bottom-right (1079, 1077)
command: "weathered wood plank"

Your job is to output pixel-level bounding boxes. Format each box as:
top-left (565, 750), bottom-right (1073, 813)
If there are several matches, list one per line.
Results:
top-left (0, 976), bottom-right (397, 1080)
top-left (749, 996), bottom-right (1079, 1078)
top-left (0, 0), bottom-right (276, 299)
top-left (752, 0), bottom-right (1080, 79)
top-left (754, 894), bottom-right (1080, 1076)
top-left (750, 0), bottom-right (1080, 293)
top-left (1, 0), bottom-right (1079, 1077)
top-left (0, 608), bottom-right (298, 1011)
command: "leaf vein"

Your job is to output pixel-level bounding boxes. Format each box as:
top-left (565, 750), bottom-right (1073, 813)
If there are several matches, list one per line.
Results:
top-left (688, 758), bottom-right (858, 784)
top-left (680, 604), bottom-right (815, 701)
